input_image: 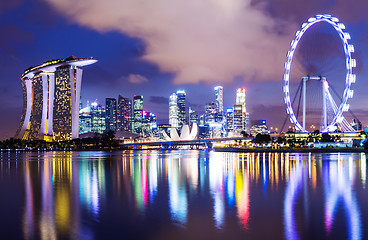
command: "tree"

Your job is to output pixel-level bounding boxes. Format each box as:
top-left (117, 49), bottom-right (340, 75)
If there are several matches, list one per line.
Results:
top-left (320, 133), bottom-right (333, 142)
top-left (240, 131), bottom-right (249, 138)
top-left (254, 134), bottom-right (271, 144)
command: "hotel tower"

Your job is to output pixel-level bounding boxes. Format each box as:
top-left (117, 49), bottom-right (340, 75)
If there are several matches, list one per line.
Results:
top-left (15, 56), bottom-right (97, 141)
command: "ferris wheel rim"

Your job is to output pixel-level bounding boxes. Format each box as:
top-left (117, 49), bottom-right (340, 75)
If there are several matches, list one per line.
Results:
top-left (283, 14), bottom-right (356, 133)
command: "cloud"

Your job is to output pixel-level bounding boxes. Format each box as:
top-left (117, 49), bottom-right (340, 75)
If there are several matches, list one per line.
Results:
top-left (42, 0), bottom-right (296, 85)
top-left (150, 96), bottom-right (168, 105)
top-left (124, 74), bottom-right (149, 84)
top-left (0, 0), bottom-right (24, 14)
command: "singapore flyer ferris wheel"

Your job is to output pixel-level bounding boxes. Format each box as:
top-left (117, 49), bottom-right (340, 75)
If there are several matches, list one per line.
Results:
top-left (283, 14), bottom-right (356, 133)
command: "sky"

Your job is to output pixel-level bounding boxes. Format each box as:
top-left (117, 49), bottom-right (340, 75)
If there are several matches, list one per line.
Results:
top-left (0, 0), bottom-right (368, 139)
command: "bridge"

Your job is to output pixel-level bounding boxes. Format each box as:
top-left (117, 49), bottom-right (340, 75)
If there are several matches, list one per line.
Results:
top-left (118, 137), bottom-right (252, 150)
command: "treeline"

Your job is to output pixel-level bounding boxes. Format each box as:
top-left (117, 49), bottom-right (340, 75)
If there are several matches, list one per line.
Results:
top-left (0, 131), bottom-right (119, 150)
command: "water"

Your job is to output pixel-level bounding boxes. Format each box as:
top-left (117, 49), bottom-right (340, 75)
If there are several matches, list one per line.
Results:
top-left (0, 150), bottom-right (367, 240)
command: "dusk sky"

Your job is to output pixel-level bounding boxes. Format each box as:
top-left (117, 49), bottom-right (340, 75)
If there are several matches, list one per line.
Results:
top-left (1, 0), bottom-right (368, 139)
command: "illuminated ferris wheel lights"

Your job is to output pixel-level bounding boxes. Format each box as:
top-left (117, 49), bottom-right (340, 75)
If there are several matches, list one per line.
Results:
top-left (351, 59), bottom-right (356, 67)
top-left (331, 17), bottom-right (339, 22)
top-left (338, 23), bottom-right (346, 29)
top-left (343, 104), bottom-right (350, 112)
top-left (347, 90), bottom-right (354, 98)
top-left (344, 33), bottom-right (351, 40)
top-left (283, 14), bottom-right (355, 133)
top-left (349, 74), bottom-right (356, 83)
top-left (348, 45), bottom-right (355, 53)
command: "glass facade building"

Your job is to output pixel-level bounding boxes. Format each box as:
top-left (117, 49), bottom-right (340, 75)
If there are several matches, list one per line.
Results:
top-left (176, 90), bottom-right (186, 126)
top-left (214, 86), bottom-right (223, 113)
top-left (105, 98), bottom-right (117, 132)
top-left (91, 103), bottom-right (106, 134)
top-left (169, 93), bottom-right (179, 128)
top-left (117, 95), bottom-right (132, 132)
top-left (233, 105), bottom-right (243, 135)
top-left (133, 95), bottom-right (143, 134)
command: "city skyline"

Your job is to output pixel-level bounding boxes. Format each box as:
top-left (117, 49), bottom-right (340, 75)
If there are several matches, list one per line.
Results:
top-left (2, 1), bottom-right (368, 139)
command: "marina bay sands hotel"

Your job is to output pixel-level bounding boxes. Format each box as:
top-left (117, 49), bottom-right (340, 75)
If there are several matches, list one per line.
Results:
top-left (15, 56), bottom-right (97, 141)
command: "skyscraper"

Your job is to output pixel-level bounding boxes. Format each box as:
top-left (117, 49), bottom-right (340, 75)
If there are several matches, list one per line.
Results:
top-left (133, 95), bottom-right (143, 134)
top-left (79, 101), bottom-right (92, 134)
top-left (142, 111), bottom-right (157, 137)
top-left (91, 102), bottom-right (106, 134)
top-left (105, 98), bottom-right (117, 132)
top-left (233, 105), bottom-right (243, 135)
top-left (189, 107), bottom-right (199, 125)
top-left (169, 93), bottom-right (179, 128)
top-left (176, 90), bottom-right (186, 126)
top-left (205, 102), bottom-right (217, 124)
top-left (236, 88), bottom-right (249, 133)
top-left (226, 108), bottom-right (234, 133)
top-left (214, 86), bottom-right (223, 113)
top-left (236, 88), bottom-right (246, 113)
top-left (15, 56), bottom-right (97, 141)
top-left (117, 95), bottom-right (132, 132)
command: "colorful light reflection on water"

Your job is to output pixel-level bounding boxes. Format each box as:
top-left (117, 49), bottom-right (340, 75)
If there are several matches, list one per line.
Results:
top-left (0, 150), bottom-right (367, 239)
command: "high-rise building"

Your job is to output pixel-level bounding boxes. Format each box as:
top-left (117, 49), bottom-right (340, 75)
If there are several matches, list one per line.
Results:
top-left (15, 56), bottom-right (97, 141)
top-left (189, 107), bottom-right (198, 125)
top-left (226, 108), bottom-right (234, 133)
top-left (233, 105), bottom-right (243, 135)
top-left (236, 88), bottom-right (249, 133)
top-left (142, 111), bottom-right (157, 137)
top-left (79, 101), bottom-right (92, 134)
top-left (176, 90), bottom-right (186, 126)
top-left (236, 88), bottom-right (246, 113)
top-left (133, 95), bottom-right (143, 134)
top-left (105, 98), bottom-right (117, 132)
top-left (205, 102), bottom-right (217, 124)
top-left (169, 93), bottom-right (179, 128)
top-left (91, 102), bottom-right (106, 134)
top-left (117, 95), bottom-right (132, 132)
top-left (214, 86), bottom-right (223, 113)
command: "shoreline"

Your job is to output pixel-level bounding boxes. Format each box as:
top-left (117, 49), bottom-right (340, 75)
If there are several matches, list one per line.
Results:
top-left (214, 147), bottom-right (367, 153)
top-left (1, 147), bottom-right (367, 153)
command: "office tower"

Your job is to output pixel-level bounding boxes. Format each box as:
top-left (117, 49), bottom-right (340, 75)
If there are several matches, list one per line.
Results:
top-left (176, 90), bottom-right (186, 126)
top-left (189, 107), bottom-right (198, 125)
top-left (236, 88), bottom-right (249, 132)
top-left (133, 95), bottom-right (143, 134)
top-left (169, 93), bottom-right (179, 128)
top-left (236, 88), bottom-right (246, 113)
top-left (142, 111), bottom-right (157, 136)
top-left (214, 86), bottom-right (223, 113)
top-left (117, 95), bottom-right (132, 132)
top-left (233, 105), bottom-right (243, 135)
top-left (79, 101), bottom-right (92, 134)
top-left (199, 114), bottom-right (205, 127)
top-left (205, 102), bottom-right (217, 124)
top-left (15, 56), bottom-right (97, 141)
top-left (105, 98), bottom-right (117, 132)
top-left (226, 108), bottom-right (234, 133)
top-left (91, 102), bottom-right (106, 133)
